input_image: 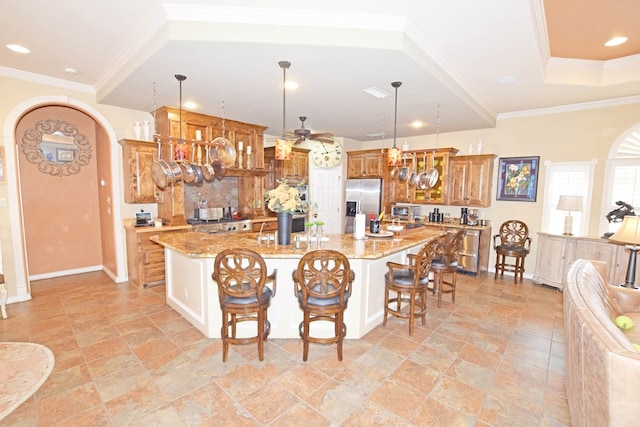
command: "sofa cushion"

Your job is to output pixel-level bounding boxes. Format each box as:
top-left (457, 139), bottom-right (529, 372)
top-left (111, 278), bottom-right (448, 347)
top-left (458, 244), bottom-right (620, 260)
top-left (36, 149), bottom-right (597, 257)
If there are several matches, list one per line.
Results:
top-left (565, 259), bottom-right (640, 427)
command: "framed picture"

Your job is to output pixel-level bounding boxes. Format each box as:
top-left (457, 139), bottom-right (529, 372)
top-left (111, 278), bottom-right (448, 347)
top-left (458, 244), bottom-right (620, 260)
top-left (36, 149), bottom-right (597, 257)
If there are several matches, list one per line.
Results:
top-left (56, 148), bottom-right (75, 163)
top-left (496, 156), bottom-right (540, 202)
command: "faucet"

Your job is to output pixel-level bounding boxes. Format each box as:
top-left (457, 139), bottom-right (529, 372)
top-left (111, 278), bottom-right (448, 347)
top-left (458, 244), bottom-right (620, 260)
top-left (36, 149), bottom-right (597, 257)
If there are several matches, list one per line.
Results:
top-left (259, 222), bottom-right (266, 242)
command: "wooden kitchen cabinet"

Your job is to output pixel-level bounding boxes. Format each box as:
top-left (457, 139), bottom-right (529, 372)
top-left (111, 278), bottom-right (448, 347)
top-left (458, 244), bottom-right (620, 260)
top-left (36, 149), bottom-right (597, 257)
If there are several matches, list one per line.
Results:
top-left (347, 149), bottom-right (385, 178)
top-left (125, 225), bottom-right (189, 288)
top-left (533, 232), bottom-right (629, 289)
top-left (118, 139), bottom-right (162, 204)
top-left (153, 106), bottom-right (268, 224)
top-left (264, 146), bottom-right (309, 188)
top-left (448, 154), bottom-right (496, 207)
top-left (387, 148), bottom-right (459, 205)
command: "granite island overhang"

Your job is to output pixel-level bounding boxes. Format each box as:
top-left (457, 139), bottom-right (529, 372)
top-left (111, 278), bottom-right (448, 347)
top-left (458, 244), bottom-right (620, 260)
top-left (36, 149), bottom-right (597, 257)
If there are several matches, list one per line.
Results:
top-left (151, 229), bottom-right (446, 339)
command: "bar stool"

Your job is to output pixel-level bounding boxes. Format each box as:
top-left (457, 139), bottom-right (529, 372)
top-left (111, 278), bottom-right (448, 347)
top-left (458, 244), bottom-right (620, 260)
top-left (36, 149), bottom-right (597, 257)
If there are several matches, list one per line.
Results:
top-left (292, 250), bottom-right (354, 361)
top-left (493, 220), bottom-right (532, 283)
top-left (212, 248), bottom-right (277, 362)
top-left (430, 229), bottom-right (465, 307)
top-left (384, 239), bottom-right (439, 335)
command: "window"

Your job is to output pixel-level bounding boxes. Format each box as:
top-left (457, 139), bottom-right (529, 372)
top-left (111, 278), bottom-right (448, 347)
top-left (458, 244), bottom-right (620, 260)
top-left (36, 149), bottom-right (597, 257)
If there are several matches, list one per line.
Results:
top-left (602, 125), bottom-right (640, 235)
top-left (541, 161), bottom-right (595, 236)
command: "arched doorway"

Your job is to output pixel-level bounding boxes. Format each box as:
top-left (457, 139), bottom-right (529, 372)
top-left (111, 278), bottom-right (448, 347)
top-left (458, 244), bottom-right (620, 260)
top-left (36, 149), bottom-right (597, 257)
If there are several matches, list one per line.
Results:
top-left (3, 96), bottom-right (126, 301)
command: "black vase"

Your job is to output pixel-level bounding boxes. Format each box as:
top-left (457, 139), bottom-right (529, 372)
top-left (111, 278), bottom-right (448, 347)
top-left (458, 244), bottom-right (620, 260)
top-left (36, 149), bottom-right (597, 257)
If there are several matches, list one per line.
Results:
top-left (277, 212), bottom-right (293, 245)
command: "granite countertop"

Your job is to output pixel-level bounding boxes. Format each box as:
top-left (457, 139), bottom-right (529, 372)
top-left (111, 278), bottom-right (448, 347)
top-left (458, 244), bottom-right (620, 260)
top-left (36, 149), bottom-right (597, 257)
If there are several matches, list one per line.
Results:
top-left (383, 220), bottom-right (491, 232)
top-left (124, 222), bottom-right (191, 233)
top-left (152, 228), bottom-right (445, 260)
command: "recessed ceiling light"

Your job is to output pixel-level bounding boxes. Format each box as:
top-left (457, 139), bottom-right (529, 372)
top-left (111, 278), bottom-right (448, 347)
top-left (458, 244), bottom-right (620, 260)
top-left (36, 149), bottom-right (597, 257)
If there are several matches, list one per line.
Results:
top-left (604, 36), bottom-right (628, 47)
top-left (64, 67), bottom-right (78, 75)
top-left (362, 87), bottom-right (390, 99)
top-left (496, 75), bottom-right (520, 85)
top-left (183, 101), bottom-right (198, 109)
top-left (6, 44), bottom-right (30, 54)
top-left (411, 120), bottom-right (424, 128)
top-left (285, 81), bottom-right (298, 90)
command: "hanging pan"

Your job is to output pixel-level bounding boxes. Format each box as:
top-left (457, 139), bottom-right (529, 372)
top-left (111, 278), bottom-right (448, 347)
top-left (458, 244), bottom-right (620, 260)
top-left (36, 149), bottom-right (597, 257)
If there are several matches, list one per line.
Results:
top-left (407, 154), bottom-right (418, 187)
top-left (180, 143), bottom-right (197, 184)
top-left (419, 151), bottom-right (439, 190)
top-left (151, 139), bottom-right (173, 189)
top-left (398, 156), bottom-right (410, 182)
top-left (166, 140), bottom-right (183, 184)
top-left (201, 145), bottom-right (216, 181)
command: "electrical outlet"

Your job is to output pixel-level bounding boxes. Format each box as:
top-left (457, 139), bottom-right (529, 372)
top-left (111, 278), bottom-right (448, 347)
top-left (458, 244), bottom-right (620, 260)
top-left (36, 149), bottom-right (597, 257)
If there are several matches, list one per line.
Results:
top-left (184, 289), bottom-right (189, 300)
top-left (0, 198), bottom-right (6, 207)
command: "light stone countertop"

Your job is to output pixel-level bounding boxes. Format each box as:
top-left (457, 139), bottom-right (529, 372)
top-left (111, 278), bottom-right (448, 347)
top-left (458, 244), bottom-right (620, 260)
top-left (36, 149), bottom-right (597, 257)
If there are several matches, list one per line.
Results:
top-left (151, 228), bottom-right (446, 259)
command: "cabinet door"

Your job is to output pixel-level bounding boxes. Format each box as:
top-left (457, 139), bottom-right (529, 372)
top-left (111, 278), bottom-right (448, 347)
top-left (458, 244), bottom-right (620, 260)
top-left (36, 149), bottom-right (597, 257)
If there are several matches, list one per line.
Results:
top-left (533, 234), bottom-right (567, 288)
top-left (448, 155), bottom-right (494, 207)
top-left (573, 239), bottom-right (618, 283)
top-left (414, 152), bottom-right (447, 204)
top-left (364, 153), bottom-right (383, 177)
top-left (121, 141), bottom-right (159, 204)
top-left (347, 155), bottom-right (363, 178)
top-left (448, 161), bottom-right (468, 206)
top-left (466, 158), bottom-right (492, 206)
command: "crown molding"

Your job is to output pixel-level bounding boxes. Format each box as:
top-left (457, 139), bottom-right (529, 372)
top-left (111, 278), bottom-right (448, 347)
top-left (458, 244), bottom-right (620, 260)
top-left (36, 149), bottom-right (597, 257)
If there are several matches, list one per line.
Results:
top-left (0, 66), bottom-right (95, 93)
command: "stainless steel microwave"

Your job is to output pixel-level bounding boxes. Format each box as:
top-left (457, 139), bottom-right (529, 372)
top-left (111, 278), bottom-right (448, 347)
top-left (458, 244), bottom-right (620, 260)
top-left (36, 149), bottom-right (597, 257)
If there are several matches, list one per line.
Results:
top-left (391, 204), bottom-right (421, 219)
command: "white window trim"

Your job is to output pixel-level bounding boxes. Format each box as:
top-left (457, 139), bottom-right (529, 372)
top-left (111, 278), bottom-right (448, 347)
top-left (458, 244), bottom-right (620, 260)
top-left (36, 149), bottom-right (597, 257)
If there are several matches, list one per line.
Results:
top-left (541, 160), bottom-right (595, 236)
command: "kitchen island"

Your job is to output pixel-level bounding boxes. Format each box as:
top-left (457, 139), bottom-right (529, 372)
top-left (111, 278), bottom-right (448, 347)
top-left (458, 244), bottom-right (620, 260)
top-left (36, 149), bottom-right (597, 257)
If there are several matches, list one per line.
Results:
top-left (152, 229), bottom-right (445, 339)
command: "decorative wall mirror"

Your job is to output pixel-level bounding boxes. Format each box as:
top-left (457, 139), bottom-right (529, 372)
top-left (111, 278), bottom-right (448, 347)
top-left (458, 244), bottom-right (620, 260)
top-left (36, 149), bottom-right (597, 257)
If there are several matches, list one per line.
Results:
top-left (20, 119), bottom-right (92, 176)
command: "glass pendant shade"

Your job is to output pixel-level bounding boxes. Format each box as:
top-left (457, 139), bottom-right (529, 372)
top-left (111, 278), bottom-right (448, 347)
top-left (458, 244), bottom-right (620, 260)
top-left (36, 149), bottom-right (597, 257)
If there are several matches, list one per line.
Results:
top-left (275, 139), bottom-right (292, 160)
top-left (387, 146), bottom-right (402, 166)
top-left (388, 81), bottom-right (403, 166)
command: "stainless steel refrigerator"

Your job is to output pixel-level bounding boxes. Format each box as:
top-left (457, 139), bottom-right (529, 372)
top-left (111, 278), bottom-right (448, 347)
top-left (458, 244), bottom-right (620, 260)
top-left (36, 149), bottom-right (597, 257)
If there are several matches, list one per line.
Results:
top-left (344, 178), bottom-right (383, 233)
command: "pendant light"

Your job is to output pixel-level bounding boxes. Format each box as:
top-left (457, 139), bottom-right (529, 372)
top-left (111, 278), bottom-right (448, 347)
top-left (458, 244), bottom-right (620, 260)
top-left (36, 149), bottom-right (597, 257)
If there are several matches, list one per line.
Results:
top-left (275, 60), bottom-right (292, 160)
top-left (174, 74), bottom-right (188, 162)
top-left (387, 81), bottom-right (402, 166)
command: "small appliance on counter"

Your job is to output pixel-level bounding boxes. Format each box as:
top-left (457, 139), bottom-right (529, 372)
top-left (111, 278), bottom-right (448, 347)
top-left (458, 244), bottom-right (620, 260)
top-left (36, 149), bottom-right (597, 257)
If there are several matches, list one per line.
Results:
top-left (135, 211), bottom-right (153, 227)
top-left (466, 209), bottom-right (479, 226)
top-left (391, 204), bottom-right (421, 221)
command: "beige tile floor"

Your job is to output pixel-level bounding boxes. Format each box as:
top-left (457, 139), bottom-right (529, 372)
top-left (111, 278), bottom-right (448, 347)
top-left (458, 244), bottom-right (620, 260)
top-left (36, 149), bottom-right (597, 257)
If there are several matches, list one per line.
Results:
top-left (0, 271), bottom-right (571, 426)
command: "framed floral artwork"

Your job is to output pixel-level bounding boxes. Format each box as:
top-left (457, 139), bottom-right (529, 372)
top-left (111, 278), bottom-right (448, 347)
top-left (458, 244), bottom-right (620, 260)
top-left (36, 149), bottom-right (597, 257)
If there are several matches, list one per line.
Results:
top-left (496, 156), bottom-right (540, 202)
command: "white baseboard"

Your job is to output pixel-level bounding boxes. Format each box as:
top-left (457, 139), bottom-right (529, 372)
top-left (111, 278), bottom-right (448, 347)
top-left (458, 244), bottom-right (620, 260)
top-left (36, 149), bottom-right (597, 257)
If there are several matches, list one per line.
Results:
top-left (29, 265), bottom-right (103, 281)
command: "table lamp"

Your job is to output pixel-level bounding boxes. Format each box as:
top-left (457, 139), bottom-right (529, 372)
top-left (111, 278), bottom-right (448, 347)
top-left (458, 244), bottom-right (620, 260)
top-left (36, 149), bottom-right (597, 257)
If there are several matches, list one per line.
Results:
top-left (557, 195), bottom-right (583, 236)
top-left (609, 215), bottom-right (640, 289)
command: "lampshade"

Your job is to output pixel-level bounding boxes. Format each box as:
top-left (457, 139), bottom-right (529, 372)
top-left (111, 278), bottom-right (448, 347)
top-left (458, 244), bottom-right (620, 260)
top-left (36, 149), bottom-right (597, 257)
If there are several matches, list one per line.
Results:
top-left (610, 215), bottom-right (640, 246)
top-left (557, 195), bottom-right (583, 212)
top-left (275, 139), bottom-right (292, 160)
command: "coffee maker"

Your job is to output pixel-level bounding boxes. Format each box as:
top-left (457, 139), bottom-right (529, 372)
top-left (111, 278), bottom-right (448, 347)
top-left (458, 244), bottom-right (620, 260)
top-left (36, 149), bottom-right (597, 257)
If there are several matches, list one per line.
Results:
top-left (467, 209), bottom-right (479, 226)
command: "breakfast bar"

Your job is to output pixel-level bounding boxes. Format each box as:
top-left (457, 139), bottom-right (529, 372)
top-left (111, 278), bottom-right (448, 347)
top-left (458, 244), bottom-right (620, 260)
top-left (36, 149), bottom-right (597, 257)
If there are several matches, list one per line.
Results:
top-left (152, 229), bottom-right (445, 339)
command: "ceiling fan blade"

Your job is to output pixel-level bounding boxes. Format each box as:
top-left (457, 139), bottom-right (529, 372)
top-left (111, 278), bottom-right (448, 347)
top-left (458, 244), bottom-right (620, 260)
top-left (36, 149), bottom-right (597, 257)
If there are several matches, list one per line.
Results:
top-left (310, 132), bottom-right (333, 138)
top-left (311, 136), bottom-right (335, 144)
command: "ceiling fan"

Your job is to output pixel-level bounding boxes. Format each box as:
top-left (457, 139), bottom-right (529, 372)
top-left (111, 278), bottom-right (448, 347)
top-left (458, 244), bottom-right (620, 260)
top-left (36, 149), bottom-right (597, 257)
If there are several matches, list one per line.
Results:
top-left (288, 116), bottom-right (334, 144)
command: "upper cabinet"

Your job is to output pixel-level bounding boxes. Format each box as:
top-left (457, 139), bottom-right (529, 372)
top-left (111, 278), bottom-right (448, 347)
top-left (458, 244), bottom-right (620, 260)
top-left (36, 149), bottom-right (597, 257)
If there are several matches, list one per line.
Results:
top-left (118, 139), bottom-right (162, 204)
top-left (152, 106), bottom-right (268, 224)
top-left (264, 146), bottom-right (309, 188)
top-left (388, 148), bottom-right (458, 205)
top-left (347, 149), bottom-right (385, 178)
top-left (154, 106), bottom-right (267, 171)
top-left (448, 154), bottom-right (496, 207)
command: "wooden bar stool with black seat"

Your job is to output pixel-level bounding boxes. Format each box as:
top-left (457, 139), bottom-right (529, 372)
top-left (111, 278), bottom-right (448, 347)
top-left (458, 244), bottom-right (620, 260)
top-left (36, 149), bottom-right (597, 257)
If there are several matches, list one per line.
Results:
top-left (493, 219), bottom-right (532, 283)
top-left (384, 238), bottom-right (439, 335)
top-left (430, 228), bottom-right (465, 307)
top-left (212, 248), bottom-right (277, 362)
top-left (292, 250), bottom-right (355, 361)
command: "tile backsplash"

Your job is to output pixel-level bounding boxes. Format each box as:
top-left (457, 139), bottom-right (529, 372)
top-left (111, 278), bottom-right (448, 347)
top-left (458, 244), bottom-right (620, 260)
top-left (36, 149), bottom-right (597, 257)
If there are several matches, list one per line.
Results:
top-left (183, 178), bottom-right (239, 220)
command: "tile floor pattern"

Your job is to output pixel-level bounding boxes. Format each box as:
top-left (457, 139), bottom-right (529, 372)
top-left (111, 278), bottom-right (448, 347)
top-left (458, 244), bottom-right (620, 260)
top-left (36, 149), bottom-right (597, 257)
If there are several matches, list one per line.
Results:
top-left (0, 271), bottom-right (571, 426)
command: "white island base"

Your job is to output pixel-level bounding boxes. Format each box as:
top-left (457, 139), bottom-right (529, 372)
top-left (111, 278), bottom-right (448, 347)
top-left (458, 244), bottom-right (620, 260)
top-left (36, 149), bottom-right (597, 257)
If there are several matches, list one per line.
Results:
top-left (164, 244), bottom-right (424, 339)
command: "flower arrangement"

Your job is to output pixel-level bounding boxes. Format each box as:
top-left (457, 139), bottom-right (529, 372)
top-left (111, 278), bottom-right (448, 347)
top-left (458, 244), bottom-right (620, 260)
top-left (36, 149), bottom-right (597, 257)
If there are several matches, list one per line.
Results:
top-left (264, 179), bottom-right (308, 214)
top-left (505, 163), bottom-right (530, 196)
